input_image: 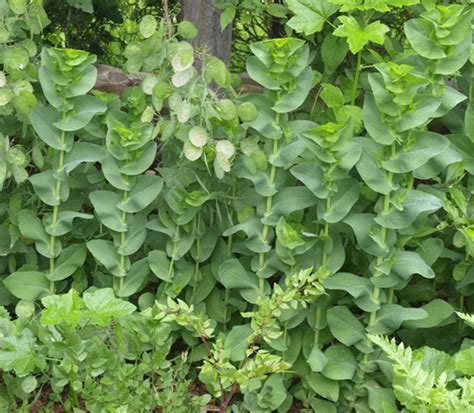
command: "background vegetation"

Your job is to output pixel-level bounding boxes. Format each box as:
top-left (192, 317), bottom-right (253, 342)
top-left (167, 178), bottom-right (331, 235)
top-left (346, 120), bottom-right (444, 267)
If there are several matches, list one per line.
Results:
top-left (0, 0), bottom-right (473, 412)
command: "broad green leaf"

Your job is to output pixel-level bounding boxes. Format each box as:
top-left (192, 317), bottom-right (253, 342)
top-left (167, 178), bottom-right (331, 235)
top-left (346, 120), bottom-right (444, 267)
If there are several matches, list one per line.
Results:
top-left (54, 96), bottom-right (106, 131)
top-left (382, 132), bottom-right (449, 173)
top-left (319, 178), bottom-right (359, 223)
top-left (118, 175), bottom-right (163, 213)
top-left (404, 19), bottom-right (445, 60)
top-left (327, 306), bottom-right (365, 346)
top-left (363, 94), bottom-right (396, 145)
top-left (218, 258), bottom-right (258, 291)
top-left (87, 240), bottom-right (126, 278)
top-left (262, 187), bottom-right (317, 226)
top-left (149, 250), bottom-right (173, 282)
top-left (4, 271), bottom-right (49, 300)
top-left (47, 244), bottom-right (87, 281)
top-left (83, 288), bottom-right (136, 326)
top-left (30, 107), bottom-right (74, 151)
top-left (116, 258), bottom-right (149, 297)
top-left (45, 211), bottom-right (93, 237)
top-left (356, 150), bottom-right (393, 195)
top-left (404, 299), bottom-right (455, 329)
top-left (286, 0), bottom-right (339, 35)
top-left (321, 345), bottom-right (357, 380)
top-left (391, 251), bottom-right (434, 280)
top-left (290, 162), bottom-right (328, 199)
top-left (114, 213), bottom-right (147, 256)
top-left (272, 67), bottom-right (313, 113)
top-left (17, 209), bottom-right (59, 258)
top-left (413, 145), bottom-right (462, 180)
top-left (306, 373), bottom-right (339, 402)
top-left (307, 346), bottom-right (328, 372)
top-left (101, 155), bottom-right (131, 191)
top-left (369, 304), bottom-right (427, 334)
top-left (120, 142), bottom-right (157, 175)
top-left (29, 170), bottom-right (69, 207)
top-left (63, 142), bottom-right (107, 173)
top-left (220, 6), bottom-right (236, 31)
top-left (375, 190), bottom-right (442, 229)
top-left (344, 213), bottom-right (396, 257)
top-left (224, 324), bottom-right (253, 362)
top-left (322, 34), bottom-right (348, 73)
top-left (90, 191), bottom-right (127, 232)
top-left (366, 384), bottom-right (397, 413)
top-left (325, 272), bottom-right (372, 299)
top-left (334, 17), bottom-right (389, 54)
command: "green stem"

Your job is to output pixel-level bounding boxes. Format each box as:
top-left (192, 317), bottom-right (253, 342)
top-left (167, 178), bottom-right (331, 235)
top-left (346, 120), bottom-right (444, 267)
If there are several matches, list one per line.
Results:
top-left (314, 306), bottom-right (322, 345)
top-left (258, 126), bottom-right (280, 294)
top-left (321, 198), bottom-right (331, 268)
top-left (192, 216), bottom-right (201, 301)
top-left (168, 225), bottom-right (180, 278)
top-left (49, 128), bottom-right (66, 293)
top-left (364, 170), bottom-right (393, 361)
top-left (351, 50), bottom-right (363, 106)
top-left (118, 177), bottom-right (129, 291)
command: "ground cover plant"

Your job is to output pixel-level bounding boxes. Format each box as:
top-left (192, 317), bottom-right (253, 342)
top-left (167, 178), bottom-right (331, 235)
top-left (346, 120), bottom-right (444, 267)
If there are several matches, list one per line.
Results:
top-left (0, 0), bottom-right (473, 411)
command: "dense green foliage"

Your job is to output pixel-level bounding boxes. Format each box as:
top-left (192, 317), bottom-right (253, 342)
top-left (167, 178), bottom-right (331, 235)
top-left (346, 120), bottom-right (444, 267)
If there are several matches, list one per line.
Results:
top-left (1, 0), bottom-right (474, 411)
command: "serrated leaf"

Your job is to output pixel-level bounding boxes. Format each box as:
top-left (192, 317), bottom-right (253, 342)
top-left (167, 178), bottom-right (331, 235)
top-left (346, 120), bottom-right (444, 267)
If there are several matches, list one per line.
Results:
top-left (286, 0), bottom-right (339, 35)
top-left (83, 288), bottom-right (136, 326)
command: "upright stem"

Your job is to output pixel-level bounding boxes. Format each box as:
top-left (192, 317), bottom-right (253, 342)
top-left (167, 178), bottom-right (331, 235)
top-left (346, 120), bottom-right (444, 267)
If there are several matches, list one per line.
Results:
top-left (321, 198), bottom-right (331, 268)
top-left (351, 51), bottom-right (363, 106)
top-left (258, 133), bottom-right (280, 294)
top-left (314, 306), bottom-right (322, 344)
top-left (364, 170), bottom-right (393, 361)
top-left (191, 215), bottom-right (201, 301)
top-left (315, 197), bottom-right (331, 343)
top-left (168, 225), bottom-right (180, 278)
top-left (118, 175), bottom-right (130, 291)
top-left (49, 126), bottom-right (66, 293)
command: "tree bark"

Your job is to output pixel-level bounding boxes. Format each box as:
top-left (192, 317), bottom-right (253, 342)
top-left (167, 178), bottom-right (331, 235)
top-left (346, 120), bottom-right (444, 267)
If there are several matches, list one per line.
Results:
top-left (181, 0), bottom-right (232, 67)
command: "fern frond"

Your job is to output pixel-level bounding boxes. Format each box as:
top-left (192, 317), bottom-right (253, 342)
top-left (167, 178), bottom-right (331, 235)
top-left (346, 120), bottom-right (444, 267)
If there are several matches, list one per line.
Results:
top-left (456, 312), bottom-right (474, 328)
top-left (368, 334), bottom-right (413, 375)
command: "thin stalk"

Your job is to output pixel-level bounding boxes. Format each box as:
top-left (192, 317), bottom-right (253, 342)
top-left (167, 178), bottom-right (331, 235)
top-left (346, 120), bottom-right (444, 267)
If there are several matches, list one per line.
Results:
top-left (191, 215), bottom-right (201, 301)
top-left (314, 306), bottom-right (322, 345)
top-left (351, 51), bottom-right (363, 106)
top-left (321, 198), bottom-right (331, 268)
top-left (314, 197), bottom-right (331, 343)
top-left (168, 225), bottom-right (180, 278)
top-left (48, 124), bottom-right (66, 293)
top-left (364, 171), bottom-right (393, 361)
top-left (118, 175), bottom-right (130, 291)
top-left (257, 121), bottom-right (281, 294)
top-left (469, 66), bottom-right (474, 102)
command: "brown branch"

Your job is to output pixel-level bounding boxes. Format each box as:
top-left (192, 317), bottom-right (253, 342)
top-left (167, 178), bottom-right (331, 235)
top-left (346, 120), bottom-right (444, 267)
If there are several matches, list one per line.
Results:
top-left (94, 64), bottom-right (148, 95)
top-left (93, 64), bottom-right (263, 95)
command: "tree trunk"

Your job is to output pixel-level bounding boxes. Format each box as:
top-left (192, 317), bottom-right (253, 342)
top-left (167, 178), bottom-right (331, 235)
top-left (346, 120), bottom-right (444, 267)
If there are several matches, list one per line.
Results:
top-left (181, 0), bottom-right (232, 67)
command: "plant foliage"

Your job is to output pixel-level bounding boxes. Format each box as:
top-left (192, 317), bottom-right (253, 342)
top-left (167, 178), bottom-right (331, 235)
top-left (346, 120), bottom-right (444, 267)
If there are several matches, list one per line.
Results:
top-left (0, 0), bottom-right (473, 411)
